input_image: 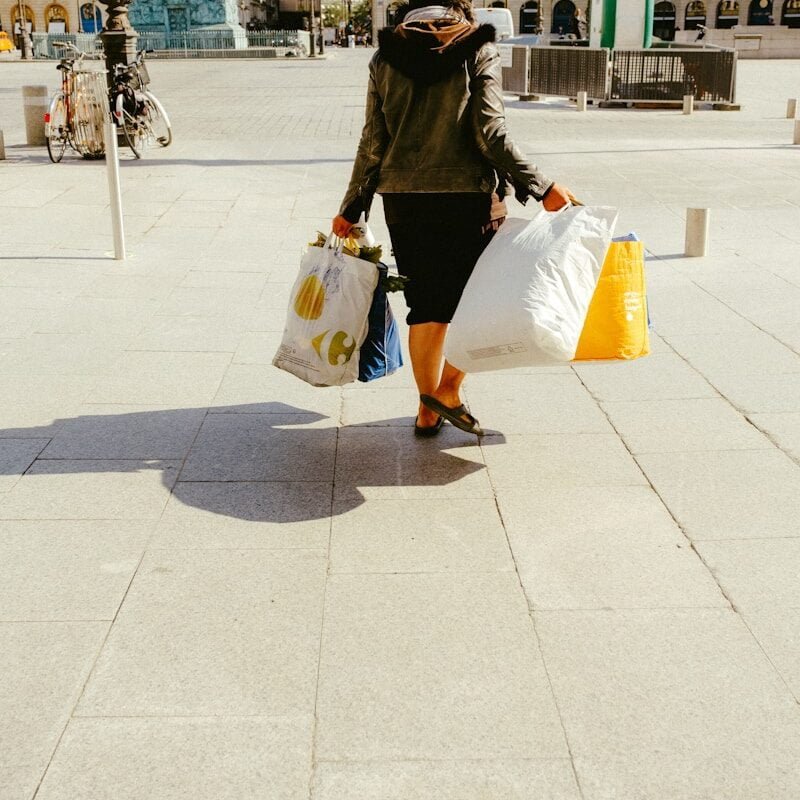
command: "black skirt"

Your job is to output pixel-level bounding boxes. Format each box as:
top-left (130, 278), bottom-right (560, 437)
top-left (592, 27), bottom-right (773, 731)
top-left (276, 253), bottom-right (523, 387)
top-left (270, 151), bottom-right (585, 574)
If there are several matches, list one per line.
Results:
top-left (384, 193), bottom-right (504, 326)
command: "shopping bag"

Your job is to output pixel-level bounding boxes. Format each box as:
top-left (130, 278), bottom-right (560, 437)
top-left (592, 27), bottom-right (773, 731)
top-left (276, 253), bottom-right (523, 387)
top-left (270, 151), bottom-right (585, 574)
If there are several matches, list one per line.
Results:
top-left (445, 205), bottom-right (618, 372)
top-left (358, 263), bottom-right (404, 382)
top-left (273, 235), bottom-right (379, 387)
top-left (574, 233), bottom-right (650, 361)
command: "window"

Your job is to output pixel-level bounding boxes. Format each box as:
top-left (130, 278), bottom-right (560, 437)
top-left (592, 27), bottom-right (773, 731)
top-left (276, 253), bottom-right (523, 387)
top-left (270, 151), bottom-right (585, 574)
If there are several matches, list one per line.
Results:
top-left (685, 0), bottom-right (706, 29)
top-left (716, 0), bottom-right (739, 27)
top-left (45, 3), bottom-right (69, 33)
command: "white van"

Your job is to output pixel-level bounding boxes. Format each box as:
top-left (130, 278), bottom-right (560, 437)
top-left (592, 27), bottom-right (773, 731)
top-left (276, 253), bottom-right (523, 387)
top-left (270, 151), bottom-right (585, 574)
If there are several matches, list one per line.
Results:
top-left (473, 7), bottom-right (514, 39)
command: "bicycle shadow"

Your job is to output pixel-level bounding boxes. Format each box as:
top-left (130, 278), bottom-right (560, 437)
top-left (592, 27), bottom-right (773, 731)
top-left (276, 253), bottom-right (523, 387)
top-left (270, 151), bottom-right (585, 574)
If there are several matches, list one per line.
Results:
top-left (0, 403), bottom-right (504, 534)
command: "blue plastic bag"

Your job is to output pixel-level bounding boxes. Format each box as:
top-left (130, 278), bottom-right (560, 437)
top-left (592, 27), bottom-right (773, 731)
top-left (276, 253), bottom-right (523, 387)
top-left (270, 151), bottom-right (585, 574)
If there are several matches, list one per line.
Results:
top-left (358, 264), bottom-right (404, 382)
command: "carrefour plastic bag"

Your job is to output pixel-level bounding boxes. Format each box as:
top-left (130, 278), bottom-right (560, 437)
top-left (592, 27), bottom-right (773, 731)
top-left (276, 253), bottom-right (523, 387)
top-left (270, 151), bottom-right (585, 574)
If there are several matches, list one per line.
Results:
top-left (273, 236), bottom-right (379, 387)
top-left (574, 233), bottom-right (650, 361)
top-left (445, 205), bottom-right (618, 372)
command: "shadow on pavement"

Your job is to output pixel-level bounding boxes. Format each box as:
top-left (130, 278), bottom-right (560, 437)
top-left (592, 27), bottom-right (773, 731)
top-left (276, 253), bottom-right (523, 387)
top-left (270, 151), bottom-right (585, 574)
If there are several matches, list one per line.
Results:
top-left (0, 402), bottom-right (504, 524)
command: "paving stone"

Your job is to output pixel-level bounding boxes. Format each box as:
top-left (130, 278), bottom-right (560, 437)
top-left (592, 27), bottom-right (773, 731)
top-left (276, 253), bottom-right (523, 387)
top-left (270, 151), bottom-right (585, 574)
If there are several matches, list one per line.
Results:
top-left (213, 364), bottom-right (343, 418)
top-left (334, 426), bottom-right (492, 500)
top-left (312, 759), bottom-right (581, 800)
top-left (665, 330), bottom-right (800, 378)
top-left (40, 405), bottom-right (207, 460)
top-left (77, 550), bottom-right (326, 716)
top-left (128, 314), bottom-right (245, 353)
top-left (536, 609), bottom-right (800, 799)
top-left (0, 521), bottom-right (150, 621)
top-left (636, 450), bottom-right (800, 540)
top-left (340, 386), bottom-right (420, 427)
top-left (181, 413), bottom-right (337, 481)
top-left (315, 573), bottom-right (568, 760)
top-left (36, 716), bottom-right (313, 800)
top-left (152, 481), bottom-right (331, 549)
top-left (497, 486), bottom-right (726, 610)
top-left (0, 460), bottom-right (181, 520)
top-left (573, 354), bottom-right (717, 402)
top-left (0, 438), bottom-right (49, 492)
top-left (749, 412), bottom-right (800, 461)
top-left (737, 608), bottom-right (800, 702)
top-left (602, 398), bottom-right (771, 453)
top-left (330, 498), bottom-right (513, 574)
top-left (695, 539), bottom-right (800, 610)
top-left (465, 374), bottom-right (613, 435)
top-left (481, 434), bottom-right (647, 489)
top-left (0, 621), bottom-right (108, 800)
top-left (87, 351), bottom-right (231, 405)
top-left (708, 372), bottom-right (800, 414)
top-left (0, 333), bottom-right (125, 376)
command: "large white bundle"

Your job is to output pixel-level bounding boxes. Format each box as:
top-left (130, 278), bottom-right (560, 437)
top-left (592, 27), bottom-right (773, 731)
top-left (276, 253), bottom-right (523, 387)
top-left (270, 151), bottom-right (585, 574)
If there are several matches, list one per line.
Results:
top-left (273, 240), bottom-right (378, 386)
top-left (446, 206), bottom-right (618, 372)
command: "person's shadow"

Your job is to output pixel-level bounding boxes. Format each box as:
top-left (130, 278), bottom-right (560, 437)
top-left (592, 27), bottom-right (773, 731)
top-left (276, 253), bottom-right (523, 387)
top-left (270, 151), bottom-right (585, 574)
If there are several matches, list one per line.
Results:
top-left (1, 402), bottom-right (504, 526)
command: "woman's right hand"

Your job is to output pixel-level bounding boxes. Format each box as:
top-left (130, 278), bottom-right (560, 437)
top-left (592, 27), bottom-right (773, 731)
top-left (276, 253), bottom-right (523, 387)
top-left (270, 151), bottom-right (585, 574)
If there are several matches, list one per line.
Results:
top-left (332, 215), bottom-right (354, 238)
top-left (542, 183), bottom-right (573, 211)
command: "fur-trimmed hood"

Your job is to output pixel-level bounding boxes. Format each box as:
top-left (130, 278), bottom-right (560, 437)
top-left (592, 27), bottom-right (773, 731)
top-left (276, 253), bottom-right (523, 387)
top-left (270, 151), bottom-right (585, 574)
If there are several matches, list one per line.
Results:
top-left (377, 22), bottom-right (496, 86)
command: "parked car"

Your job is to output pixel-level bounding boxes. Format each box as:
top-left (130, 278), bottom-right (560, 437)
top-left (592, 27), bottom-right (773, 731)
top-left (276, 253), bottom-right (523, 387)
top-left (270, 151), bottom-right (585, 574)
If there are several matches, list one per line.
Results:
top-left (474, 7), bottom-right (514, 39)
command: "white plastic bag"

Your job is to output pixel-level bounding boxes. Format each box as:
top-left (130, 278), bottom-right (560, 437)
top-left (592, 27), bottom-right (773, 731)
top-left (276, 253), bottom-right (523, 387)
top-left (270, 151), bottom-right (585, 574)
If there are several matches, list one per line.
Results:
top-left (446, 206), bottom-right (618, 372)
top-left (273, 237), bottom-right (379, 386)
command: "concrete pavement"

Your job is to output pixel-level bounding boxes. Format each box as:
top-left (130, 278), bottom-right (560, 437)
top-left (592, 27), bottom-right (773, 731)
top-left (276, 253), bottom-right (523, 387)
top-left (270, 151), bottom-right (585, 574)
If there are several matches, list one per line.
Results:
top-left (1, 50), bottom-right (800, 799)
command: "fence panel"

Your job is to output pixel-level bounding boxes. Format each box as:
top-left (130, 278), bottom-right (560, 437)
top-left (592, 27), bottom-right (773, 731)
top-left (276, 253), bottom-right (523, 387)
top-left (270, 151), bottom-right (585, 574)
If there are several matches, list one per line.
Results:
top-left (610, 49), bottom-right (737, 103)
top-left (528, 47), bottom-right (609, 99)
top-left (500, 45), bottom-right (530, 95)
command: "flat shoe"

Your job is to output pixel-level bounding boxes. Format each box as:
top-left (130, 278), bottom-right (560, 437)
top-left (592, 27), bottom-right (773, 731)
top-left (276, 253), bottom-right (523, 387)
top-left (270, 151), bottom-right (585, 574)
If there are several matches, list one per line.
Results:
top-left (414, 415), bottom-right (444, 437)
top-left (419, 394), bottom-right (484, 436)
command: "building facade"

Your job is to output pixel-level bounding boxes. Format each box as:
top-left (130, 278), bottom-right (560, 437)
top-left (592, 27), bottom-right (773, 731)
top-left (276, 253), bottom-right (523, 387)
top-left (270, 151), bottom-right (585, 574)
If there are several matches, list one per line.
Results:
top-left (1, 1), bottom-right (105, 38)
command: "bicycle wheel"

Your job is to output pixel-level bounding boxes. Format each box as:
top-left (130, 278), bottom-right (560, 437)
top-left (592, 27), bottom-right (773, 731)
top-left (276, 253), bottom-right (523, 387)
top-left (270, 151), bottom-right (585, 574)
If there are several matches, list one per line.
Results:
top-left (145, 91), bottom-right (172, 148)
top-left (120, 108), bottom-right (146, 159)
top-left (45, 92), bottom-right (68, 163)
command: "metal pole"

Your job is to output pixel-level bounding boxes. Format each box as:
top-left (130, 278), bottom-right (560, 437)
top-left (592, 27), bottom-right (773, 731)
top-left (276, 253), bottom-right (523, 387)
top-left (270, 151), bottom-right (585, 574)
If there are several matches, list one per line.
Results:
top-left (17, 0), bottom-right (33, 59)
top-left (103, 120), bottom-right (126, 260)
top-left (309, 0), bottom-right (316, 55)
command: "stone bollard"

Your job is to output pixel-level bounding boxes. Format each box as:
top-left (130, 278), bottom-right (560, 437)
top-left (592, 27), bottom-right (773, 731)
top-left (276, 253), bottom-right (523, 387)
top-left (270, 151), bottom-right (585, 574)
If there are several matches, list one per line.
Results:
top-left (794, 119), bottom-right (800, 145)
top-left (685, 208), bottom-right (710, 257)
top-left (787, 98), bottom-right (797, 119)
top-left (0, 130), bottom-right (5, 160)
top-left (576, 91), bottom-right (588, 112)
top-left (683, 95), bottom-right (694, 115)
top-left (23, 86), bottom-right (48, 146)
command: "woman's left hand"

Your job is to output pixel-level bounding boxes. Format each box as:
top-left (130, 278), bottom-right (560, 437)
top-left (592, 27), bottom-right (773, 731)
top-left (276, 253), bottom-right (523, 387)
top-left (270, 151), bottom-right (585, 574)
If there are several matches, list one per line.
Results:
top-left (332, 215), bottom-right (354, 238)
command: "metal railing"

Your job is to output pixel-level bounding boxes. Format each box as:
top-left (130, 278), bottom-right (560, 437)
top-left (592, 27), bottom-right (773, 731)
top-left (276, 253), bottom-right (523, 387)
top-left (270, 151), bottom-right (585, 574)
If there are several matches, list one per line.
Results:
top-left (609, 49), bottom-right (737, 103)
top-left (499, 45), bottom-right (529, 96)
top-left (501, 44), bottom-right (737, 106)
top-left (32, 32), bottom-right (101, 59)
top-left (31, 30), bottom-right (306, 59)
top-left (529, 46), bottom-right (609, 100)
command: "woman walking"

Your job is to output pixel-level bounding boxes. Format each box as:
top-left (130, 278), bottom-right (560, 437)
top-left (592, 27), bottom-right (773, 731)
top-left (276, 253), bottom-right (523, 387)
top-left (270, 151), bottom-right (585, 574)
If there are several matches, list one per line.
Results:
top-left (333, 0), bottom-right (572, 436)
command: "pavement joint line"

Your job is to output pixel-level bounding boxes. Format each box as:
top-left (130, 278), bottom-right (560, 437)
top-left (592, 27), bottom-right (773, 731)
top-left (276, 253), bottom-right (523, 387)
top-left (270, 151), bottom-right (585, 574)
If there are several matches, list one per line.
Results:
top-left (570, 365), bottom-right (800, 707)
top-left (307, 425), bottom-right (339, 798)
top-left (476, 430), bottom-right (587, 799)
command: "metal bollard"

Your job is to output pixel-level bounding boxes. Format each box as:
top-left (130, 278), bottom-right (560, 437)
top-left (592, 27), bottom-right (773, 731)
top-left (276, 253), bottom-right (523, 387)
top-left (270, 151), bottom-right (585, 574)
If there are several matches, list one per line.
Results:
top-left (685, 208), bottom-right (710, 257)
top-left (22, 86), bottom-right (48, 146)
top-left (794, 119), bottom-right (800, 145)
top-left (103, 121), bottom-right (126, 260)
top-left (576, 90), bottom-right (587, 112)
top-left (787, 98), bottom-right (797, 119)
top-left (0, 130), bottom-right (5, 160)
top-left (683, 95), bottom-right (694, 115)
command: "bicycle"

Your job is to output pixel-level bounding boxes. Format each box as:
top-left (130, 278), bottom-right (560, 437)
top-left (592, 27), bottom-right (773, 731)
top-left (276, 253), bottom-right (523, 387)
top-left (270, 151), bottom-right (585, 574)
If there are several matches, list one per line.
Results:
top-left (111, 49), bottom-right (172, 159)
top-left (45, 41), bottom-right (107, 163)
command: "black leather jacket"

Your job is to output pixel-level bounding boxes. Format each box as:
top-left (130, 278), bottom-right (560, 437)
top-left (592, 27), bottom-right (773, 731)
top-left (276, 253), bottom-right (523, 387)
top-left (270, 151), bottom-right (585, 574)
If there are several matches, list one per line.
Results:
top-left (340, 23), bottom-right (554, 222)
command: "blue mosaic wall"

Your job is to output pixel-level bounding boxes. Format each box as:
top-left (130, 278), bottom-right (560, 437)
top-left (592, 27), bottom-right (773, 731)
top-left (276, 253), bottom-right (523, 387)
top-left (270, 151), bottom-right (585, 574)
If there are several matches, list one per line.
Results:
top-left (130, 0), bottom-right (240, 30)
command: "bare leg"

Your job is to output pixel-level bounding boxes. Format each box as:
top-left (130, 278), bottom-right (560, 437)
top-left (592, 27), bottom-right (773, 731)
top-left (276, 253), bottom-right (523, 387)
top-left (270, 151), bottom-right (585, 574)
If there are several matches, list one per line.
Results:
top-left (408, 323), bottom-right (467, 427)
